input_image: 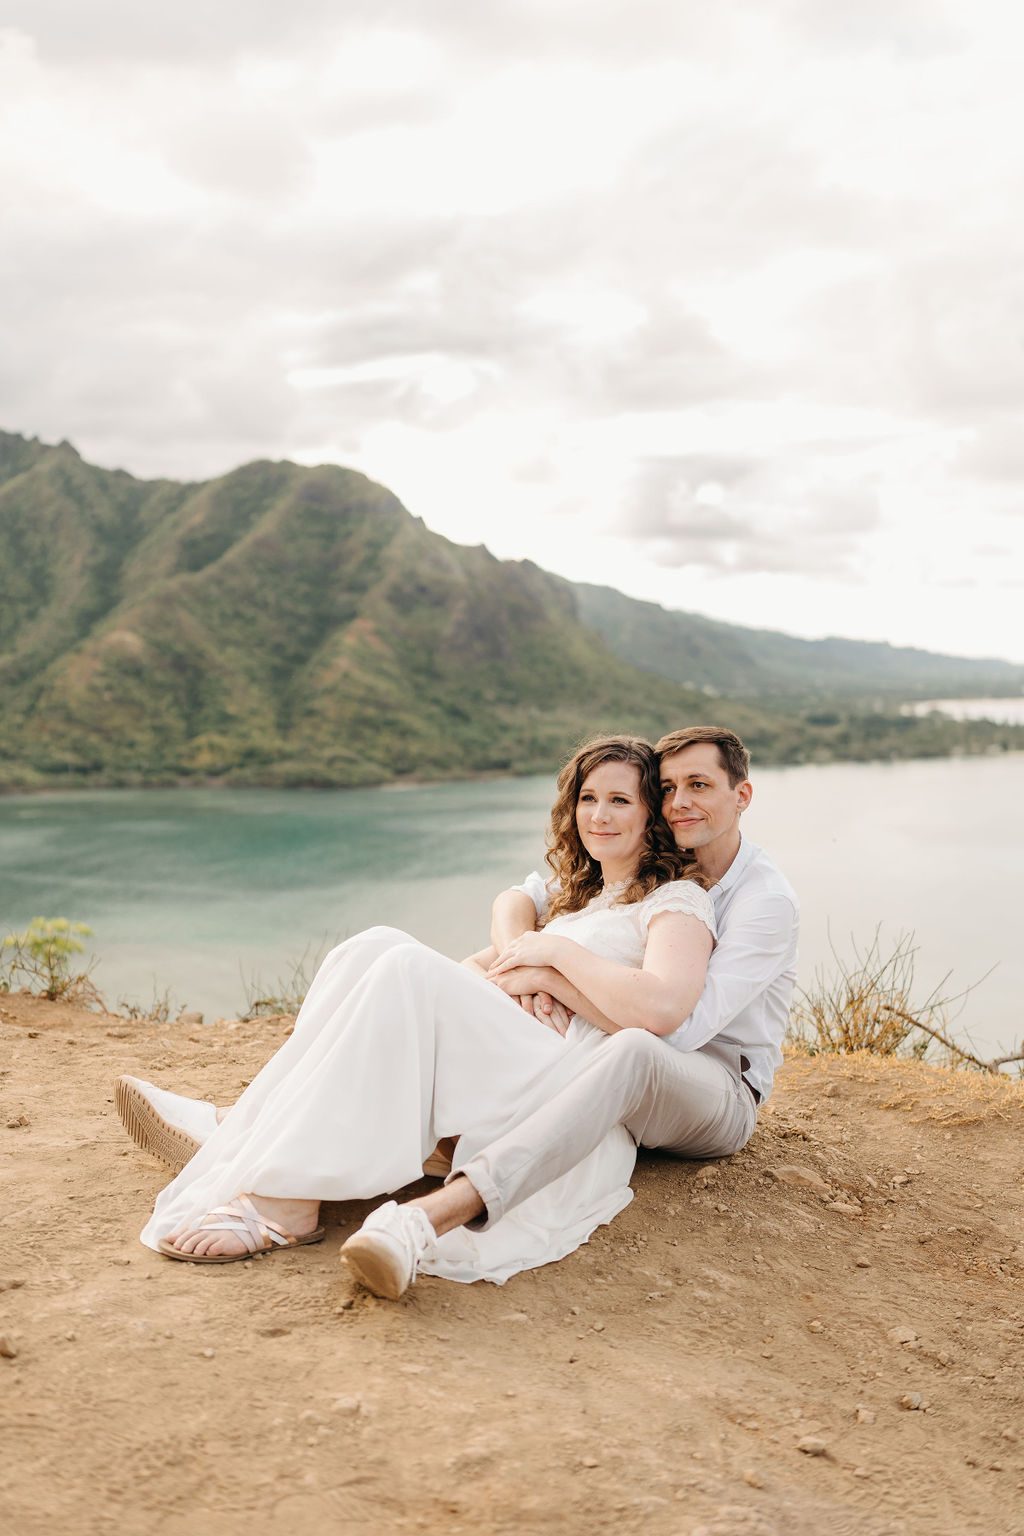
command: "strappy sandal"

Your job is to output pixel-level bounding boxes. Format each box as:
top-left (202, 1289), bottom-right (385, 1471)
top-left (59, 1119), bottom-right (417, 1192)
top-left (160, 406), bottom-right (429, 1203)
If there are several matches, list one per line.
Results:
top-left (157, 1193), bottom-right (325, 1264)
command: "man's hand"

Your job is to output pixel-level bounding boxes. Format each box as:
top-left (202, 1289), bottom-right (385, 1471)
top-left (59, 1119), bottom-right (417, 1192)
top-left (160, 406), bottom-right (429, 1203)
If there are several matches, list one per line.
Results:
top-left (506, 986), bottom-right (561, 1025)
top-left (521, 991), bottom-right (573, 1035)
top-left (488, 965), bottom-right (574, 1036)
top-left (462, 946), bottom-right (570, 1031)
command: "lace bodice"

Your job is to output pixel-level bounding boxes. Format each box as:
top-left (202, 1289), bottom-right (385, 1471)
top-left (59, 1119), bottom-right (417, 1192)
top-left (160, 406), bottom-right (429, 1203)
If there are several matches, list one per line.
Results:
top-left (544, 879), bottom-right (716, 971)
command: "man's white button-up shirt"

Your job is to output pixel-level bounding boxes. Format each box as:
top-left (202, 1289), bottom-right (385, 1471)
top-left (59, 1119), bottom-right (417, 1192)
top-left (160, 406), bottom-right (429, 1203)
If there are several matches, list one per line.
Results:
top-left (513, 836), bottom-right (798, 1103)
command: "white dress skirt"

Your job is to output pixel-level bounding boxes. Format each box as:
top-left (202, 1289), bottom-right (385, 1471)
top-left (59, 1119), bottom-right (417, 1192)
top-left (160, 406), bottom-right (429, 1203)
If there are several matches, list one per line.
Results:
top-left (140, 879), bottom-right (716, 1284)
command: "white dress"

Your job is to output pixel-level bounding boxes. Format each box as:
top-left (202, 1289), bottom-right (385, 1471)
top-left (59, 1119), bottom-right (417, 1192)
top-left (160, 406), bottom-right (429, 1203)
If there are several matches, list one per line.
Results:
top-left (140, 879), bottom-right (716, 1284)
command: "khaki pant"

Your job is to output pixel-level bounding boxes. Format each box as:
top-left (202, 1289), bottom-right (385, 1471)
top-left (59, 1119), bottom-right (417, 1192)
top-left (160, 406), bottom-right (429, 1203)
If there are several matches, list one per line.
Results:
top-left (458, 1028), bottom-right (758, 1230)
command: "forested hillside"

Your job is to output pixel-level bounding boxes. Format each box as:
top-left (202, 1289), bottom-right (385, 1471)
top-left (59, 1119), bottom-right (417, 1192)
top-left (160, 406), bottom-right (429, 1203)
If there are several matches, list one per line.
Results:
top-left (1, 431), bottom-right (1021, 788)
top-left (571, 581), bottom-right (1024, 700)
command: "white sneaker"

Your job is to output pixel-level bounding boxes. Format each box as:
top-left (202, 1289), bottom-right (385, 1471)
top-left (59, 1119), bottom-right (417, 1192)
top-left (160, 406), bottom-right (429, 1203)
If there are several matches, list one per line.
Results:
top-left (340, 1200), bottom-right (438, 1300)
top-left (115, 1076), bottom-right (220, 1173)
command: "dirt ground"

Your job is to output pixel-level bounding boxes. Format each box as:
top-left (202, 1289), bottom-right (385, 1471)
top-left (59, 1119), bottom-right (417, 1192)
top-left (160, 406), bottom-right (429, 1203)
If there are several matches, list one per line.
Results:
top-left (2, 992), bottom-right (1023, 1536)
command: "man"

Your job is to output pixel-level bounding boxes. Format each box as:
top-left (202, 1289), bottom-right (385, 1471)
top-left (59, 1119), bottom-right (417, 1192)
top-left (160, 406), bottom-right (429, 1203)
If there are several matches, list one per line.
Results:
top-left (118, 725), bottom-right (797, 1298)
top-left (487, 724), bottom-right (796, 1111)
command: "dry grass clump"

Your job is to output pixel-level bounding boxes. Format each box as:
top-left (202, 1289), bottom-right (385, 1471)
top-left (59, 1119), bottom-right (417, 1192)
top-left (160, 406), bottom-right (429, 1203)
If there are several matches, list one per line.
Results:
top-left (240, 941), bottom-right (327, 1021)
top-left (787, 928), bottom-right (1022, 1077)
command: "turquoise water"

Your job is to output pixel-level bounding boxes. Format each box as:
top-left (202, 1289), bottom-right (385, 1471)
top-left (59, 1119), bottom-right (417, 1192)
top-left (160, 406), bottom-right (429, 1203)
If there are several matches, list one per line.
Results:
top-left (1, 757), bottom-right (1021, 1060)
top-left (0, 779), bottom-right (553, 1019)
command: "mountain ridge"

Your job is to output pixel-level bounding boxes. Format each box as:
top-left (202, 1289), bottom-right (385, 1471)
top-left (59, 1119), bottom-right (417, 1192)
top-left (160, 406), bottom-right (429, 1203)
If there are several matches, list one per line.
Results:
top-left (1, 428), bottom-right (1021, 789)
top-left (569, 580), bottom-right (1024, 698)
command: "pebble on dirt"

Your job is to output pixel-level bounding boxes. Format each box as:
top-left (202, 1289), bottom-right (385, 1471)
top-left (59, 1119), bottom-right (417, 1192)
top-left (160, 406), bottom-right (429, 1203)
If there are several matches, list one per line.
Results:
top-left (770, 1165), bottom-right (831, 1192)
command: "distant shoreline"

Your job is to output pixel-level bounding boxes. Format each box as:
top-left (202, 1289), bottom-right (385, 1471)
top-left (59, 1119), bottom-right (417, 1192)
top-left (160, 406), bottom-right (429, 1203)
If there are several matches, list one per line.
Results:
top-left (0, 764), bottom-right (529, 797)
top-left (3, 733), bottom-right (1024, 797)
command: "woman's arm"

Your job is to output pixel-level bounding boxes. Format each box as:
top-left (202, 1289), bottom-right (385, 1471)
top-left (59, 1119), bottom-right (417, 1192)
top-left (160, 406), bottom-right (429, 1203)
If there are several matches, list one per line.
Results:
top-left (488, 964), bottom-right (617, 1033)
top-left (487, 911), bottom-right (713, 1036)
top-left (485, 887), bottom-right (571, 1024)
top-left (490, 889), bottom-right (539, 951)
top-left (461, 945), bottom-right (497, 977)
top-left (463, 948), bottom-right (574, 1033)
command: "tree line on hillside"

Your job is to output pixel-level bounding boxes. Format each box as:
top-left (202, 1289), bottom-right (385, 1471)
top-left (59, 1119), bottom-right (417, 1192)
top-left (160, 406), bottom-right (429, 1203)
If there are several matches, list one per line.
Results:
top-left (1, 431), bottom-right (1022, 790)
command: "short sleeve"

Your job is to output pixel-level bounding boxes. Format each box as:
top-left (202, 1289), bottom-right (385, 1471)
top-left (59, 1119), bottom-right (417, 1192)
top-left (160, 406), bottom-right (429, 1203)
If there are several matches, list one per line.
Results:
top-left (510, 869), bottom-right (555, 919)
top-left (638, 881), bottom-right (717, 943)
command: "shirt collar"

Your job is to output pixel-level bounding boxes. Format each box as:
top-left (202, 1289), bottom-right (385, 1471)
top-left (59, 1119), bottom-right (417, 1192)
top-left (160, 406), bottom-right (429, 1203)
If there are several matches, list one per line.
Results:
top-left (708, 831), bottom-right (756, 902)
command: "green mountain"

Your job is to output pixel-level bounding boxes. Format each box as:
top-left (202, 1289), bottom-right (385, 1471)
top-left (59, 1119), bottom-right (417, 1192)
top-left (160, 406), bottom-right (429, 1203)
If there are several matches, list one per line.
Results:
top-left (571, 582), bottom-right (1024, 701)
top-left (1, 430), bottom-right (1021, 789)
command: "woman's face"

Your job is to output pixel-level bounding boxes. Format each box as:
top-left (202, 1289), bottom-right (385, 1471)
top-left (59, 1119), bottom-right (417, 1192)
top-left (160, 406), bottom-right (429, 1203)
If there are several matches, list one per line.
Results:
top-left (575, 760), bottom-right (648, 878)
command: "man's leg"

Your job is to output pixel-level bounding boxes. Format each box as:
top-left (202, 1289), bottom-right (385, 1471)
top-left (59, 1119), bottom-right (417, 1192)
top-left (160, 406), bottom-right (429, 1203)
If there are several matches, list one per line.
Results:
top-left (341, 1032), bottom-right (754, 1299)
top-left (428, 1030), bottom-right (756, 1231)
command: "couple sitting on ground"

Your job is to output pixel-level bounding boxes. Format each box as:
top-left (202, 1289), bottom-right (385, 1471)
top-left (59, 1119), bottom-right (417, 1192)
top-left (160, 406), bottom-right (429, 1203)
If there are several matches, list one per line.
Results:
top-left (117, 724), bottom-right (798, 1299)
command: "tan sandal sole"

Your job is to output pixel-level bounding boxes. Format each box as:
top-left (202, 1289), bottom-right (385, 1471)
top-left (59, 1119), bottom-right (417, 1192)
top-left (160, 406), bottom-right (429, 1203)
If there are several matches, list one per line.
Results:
top-left (116, 1077), bottom-right (204, 1173)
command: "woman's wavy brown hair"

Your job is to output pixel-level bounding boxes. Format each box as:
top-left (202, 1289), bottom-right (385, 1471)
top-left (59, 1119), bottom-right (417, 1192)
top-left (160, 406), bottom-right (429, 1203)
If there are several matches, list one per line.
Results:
top-left (543, 735), bottom-right (707, 923)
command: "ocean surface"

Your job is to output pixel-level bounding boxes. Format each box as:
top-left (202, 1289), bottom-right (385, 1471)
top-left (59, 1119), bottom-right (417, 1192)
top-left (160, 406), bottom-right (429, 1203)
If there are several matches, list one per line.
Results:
top-left (2, 753), bottom-right (1021, 1062)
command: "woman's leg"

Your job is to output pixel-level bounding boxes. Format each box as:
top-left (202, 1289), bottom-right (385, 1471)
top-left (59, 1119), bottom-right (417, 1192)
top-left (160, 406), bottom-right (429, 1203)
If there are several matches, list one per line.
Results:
top-left (143, 927), bottom-right (570, 1256)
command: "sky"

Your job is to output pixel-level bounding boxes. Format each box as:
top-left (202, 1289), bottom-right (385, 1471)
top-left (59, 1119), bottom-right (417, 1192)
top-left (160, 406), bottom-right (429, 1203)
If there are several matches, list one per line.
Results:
top-left (2, 0), bottom-right (1023, 664)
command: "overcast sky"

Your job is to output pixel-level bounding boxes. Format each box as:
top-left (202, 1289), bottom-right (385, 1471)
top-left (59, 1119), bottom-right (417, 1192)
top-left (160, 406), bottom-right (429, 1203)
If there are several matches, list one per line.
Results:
top-left (2, 1), bottom-right (1023, 663)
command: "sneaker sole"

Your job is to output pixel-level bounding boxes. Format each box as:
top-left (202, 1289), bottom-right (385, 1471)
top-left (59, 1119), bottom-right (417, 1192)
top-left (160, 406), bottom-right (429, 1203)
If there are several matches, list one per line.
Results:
top-left (340, 1233), bottom-right (409, 1300)
top-left (115, 1077), bottom-right (203, 1174)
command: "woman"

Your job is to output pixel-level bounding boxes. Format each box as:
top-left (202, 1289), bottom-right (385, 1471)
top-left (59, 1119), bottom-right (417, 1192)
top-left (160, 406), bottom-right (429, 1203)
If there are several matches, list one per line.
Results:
top-left (145, 735), bottom-right (716, 1293)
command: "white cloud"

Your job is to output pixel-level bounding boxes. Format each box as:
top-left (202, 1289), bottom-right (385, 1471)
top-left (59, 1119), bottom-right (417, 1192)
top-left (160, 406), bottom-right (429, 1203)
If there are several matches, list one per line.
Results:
top-left (1, 1), bottom-right (1023, 659)
top-left (621, 450), bottom-right (883, 578)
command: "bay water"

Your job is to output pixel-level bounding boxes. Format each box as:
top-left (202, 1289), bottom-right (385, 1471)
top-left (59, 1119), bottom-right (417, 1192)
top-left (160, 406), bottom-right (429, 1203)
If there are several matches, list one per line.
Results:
top-left (1, 753), bottom-right (1021, 1062)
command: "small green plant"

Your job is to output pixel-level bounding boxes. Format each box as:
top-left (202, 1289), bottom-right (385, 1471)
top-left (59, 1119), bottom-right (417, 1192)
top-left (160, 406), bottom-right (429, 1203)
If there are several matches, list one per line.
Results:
top-left (1, 917), bottom-right (103, 1004)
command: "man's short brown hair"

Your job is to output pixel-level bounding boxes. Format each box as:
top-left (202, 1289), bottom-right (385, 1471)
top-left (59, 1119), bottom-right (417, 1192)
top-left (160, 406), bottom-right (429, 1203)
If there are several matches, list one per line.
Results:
top-left (654, 725), bottom-right (751, 787)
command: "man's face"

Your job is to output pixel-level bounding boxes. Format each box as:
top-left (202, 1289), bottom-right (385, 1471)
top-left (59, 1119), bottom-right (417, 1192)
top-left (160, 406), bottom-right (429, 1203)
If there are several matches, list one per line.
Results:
top-left (659, 743), bottom-right (752, 857)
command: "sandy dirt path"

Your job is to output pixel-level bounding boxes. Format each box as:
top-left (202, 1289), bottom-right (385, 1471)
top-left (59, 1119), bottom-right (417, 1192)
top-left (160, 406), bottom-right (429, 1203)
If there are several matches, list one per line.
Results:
top-left (2, 992), bottom-right (1023, 1536)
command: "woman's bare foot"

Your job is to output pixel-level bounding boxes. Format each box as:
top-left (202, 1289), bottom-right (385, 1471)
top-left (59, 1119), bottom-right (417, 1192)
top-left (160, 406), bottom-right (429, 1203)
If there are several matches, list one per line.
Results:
top-left (164, 1193), bottom-right (321, 1258)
